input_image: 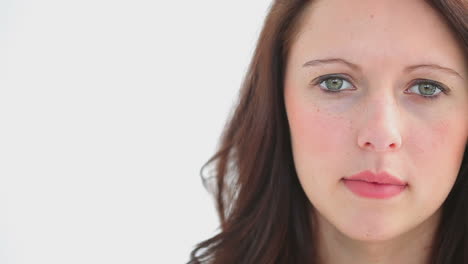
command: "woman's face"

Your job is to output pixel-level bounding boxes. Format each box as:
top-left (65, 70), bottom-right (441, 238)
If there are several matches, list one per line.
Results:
top-left (284, 0), bottom-right (468, 242)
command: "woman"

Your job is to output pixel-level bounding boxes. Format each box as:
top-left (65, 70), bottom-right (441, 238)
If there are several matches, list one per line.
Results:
top-left (189, 0), bottom-right (468, 263)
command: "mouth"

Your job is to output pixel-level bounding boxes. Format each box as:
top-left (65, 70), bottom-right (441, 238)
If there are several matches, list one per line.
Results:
top-left (341, 170), bottom-right (408, 199)
top-left (342, 170), bottom-right (407, 186)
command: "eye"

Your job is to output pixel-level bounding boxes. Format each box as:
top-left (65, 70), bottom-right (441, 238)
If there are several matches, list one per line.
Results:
top-left (317, 75), bottom-right (354, 93)
top-left (313, 76), bottom-right (450, 100)
top-left (406, 79), bottom-right (449, 100)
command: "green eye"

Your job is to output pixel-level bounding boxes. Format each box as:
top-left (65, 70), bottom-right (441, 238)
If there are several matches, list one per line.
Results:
top-left (319, 77), bottom-right (353, 92)
top-left (408, 82), bottom-right (443, 97)
top-left (314, 76), bottom-right (449, 100)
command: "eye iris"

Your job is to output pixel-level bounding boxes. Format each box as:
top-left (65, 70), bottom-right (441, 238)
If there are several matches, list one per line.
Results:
top-left (326, 78), bottom-right (343, 90)
top-left (419, 83), bottom-right (436, 96)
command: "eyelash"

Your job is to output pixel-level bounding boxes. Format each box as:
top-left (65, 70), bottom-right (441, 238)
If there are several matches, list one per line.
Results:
top-left (312, 74), bottom-right (450, 100)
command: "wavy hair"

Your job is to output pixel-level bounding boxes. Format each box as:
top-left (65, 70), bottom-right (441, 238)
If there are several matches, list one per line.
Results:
top-left (188, 0), bottom-right (468, 263)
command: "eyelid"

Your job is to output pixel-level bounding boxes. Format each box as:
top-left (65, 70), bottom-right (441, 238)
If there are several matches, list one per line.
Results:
top-left (312, 73), bottom-right (356, 88)
top-left (408, 79), bottom-right (451, 94)
top-left (312, 75), bottom-right (451, 94)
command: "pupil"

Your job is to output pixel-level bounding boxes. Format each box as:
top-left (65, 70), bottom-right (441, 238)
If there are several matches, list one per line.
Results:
top-left (420, 84), bottom-right (435, 95)
top-left (327, 78), bottom-right (342, 90)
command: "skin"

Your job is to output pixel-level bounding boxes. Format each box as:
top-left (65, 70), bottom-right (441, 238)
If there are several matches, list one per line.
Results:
top-left (283, 0), bottom-right (468, 263)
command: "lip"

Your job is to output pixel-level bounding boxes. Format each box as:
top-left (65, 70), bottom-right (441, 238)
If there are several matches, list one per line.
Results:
top-left (342, 170), bottom-right (408, 199)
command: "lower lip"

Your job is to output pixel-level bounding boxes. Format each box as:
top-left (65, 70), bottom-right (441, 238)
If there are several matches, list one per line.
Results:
top-left (342, 179), bottom-right (407, 199)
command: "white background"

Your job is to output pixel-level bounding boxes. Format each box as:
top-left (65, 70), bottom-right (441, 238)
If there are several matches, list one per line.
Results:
top-left (1, 0), bottom-right (271, 263)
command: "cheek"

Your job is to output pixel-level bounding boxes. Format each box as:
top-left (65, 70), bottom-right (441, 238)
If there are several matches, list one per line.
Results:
top-left (286, 99), bottom-right (354, 215)
top-left (409, 116), bottom-right (468, 208)
top-left (287, 103), bottom-right (352, 162)
top-left (414, 118), bottom-right (467, 164)
top-left (430, 119), bottom-right (451, 149)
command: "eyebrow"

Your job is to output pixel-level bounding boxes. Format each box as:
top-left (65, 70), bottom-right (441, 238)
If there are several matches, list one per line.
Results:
top-left (302, 58), bottom-right (464, 80)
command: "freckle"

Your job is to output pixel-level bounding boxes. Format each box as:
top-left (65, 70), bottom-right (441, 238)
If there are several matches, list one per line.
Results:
top-left (370, 14), bottom-right (374, 18)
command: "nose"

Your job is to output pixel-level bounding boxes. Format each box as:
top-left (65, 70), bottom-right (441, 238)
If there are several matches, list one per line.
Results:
top-left (357, 96), bottom-right (402, 152)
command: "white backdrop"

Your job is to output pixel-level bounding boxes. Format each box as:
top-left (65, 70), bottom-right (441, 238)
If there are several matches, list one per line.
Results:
top-left (1, 0), bottom-right (271, 263)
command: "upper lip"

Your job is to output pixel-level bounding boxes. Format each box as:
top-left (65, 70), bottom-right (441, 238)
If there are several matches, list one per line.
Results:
top-left (343, 170), bottom-right (407, 186)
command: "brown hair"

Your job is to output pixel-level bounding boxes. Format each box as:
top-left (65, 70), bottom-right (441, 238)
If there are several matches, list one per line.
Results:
top-left (188, 0), bottom-right (468, 263)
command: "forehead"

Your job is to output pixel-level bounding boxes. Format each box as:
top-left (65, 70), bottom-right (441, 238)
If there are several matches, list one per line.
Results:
top-left (289, 0), bottom-right (467, 74)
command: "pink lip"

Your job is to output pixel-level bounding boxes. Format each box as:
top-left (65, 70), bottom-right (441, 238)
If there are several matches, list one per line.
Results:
top-left (342, 170), bottom-right (407, 199)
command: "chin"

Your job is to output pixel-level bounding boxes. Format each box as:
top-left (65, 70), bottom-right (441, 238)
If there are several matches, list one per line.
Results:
top-left (339, 220), bottom-right (404, 242)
